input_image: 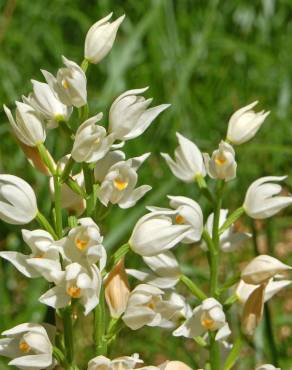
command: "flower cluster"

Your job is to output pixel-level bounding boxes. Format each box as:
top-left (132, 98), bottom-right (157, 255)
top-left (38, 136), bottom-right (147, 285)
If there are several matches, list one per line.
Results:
top-left (0, 10), bottom-right (290, 370)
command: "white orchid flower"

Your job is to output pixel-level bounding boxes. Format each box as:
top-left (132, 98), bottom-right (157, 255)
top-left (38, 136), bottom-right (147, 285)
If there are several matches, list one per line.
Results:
top-left (98, 153), bottom-right (151, 208)
top-left (85, 13), bottom-right (125, 64)
top-left (57, 217), bottom-right (106, 270)
top-left (243, 176), bottom-right (292, 219)
top-left (0, 229), bottom-right (60, 281)
top-left (122, 284), bottom-right (182, 330)
top-left (4, 102), bottom-right (46, 147)
top-left (0, 174), bottom-right (38, 225)
top-left (227, 101), bottom-right (270, 145)
top-left (241, 255), bottom-right (291, 285)
top-left (256, 365), bottom-right (280, 370)
top-left (129, 209), bottom-right (193, 257)
top-left (127, 251), bottom-right (181, 289)
top-left (94, 150), bottom-right (126, 183)
top-left (42, 56), bottom-right (87, 108)
top-left (161, 132), bottom-right (206, 183)
top-left (0, 323), bottom-right (55, 370)
top-left (39, 262), bottom-right (101, 315)
top-left (173, 298), bottom-right (231, 342)
top-left (204, 141), bottom-right (237, 181)
top-left (88, 353), bottom-right (143, 370)
top-left (25, 80), bottom-right (72, 128)
top-left (160, 361), bottom-right (193, 370)
top-left (109, 87), bottom-right (170, 141)
top-left (72, 114), bottom-right (115, 163)
top-left (201, 209), bottom-right (251, 252)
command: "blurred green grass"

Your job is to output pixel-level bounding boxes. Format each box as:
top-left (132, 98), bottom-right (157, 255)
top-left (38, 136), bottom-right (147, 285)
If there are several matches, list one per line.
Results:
top-left (0, 0), bottom-right (292, 369)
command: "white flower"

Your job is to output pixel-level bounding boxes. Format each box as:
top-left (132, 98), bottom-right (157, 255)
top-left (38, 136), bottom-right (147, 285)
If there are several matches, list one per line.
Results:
top-left (160, 361), bottom-right (193, 370)
top-left (94, 150), bottom-right (126, 183)
top-left (161, 132), bottom-right (206, 182)
top-left (127, 251), bottom-right (181, 289)
top-left (129, 210), bottom-right (193, 257)
top-left (236, 278), bottom-right (291, 304)
top-left (241, 255), bottom-right (291, 285)
top-left (0, 229), bottom-right (60, 280)
top-left (109, 87), bottom-right (170, 141)
top-left (203, 141), bottom-right (237, 181)
top-left (243, 176), bottom-right (292, 219)
top-left (49, 155), bottom-right (85, 215)
top-left (42, 56), bottom-right (87, 108)
top-left (0, 323), bottom-right (55, 370)
top-left (57, 217), bottom-right (106, 270)
top-left (72, 114), bottom-right (115, 163)
top-left (39, 262), bottom-right (101, 315)
top-left (201, 209), bottom-right (251, 252)
top-left (122, 284), bottom-right (182, 330)
top-left (88, 353), bottom-right (143, 370)
top-left (173, 298), bottom-right (231, 342)
top-left (0, 174), bottom-right (37, 225)
top-left (25, 80), bottom-right (72, 128)
top-left (98, 153), bottom-right (151, 208)
top-left (256, 365), bottom-right (280, 370)
top-left (85, 13), bottom-right (125, 64)
top-left (227, 101), bottom-right (270, 145)
top-left (4, 102), bottom-right (46, 147)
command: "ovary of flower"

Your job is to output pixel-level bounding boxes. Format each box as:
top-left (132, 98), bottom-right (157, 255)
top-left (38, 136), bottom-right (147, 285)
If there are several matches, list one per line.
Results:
top-left (109, 87), bottom-right (170, 141)
top-left (98, 153), bottom-right (151, 209)
top-left (161, 132), bottom-right (206, 183)
top-left (243, 176), bottom-right (292, 219)
top-left (226, 101), bottom-right (270, 145)
top-left (204, 141), bottom-right (237, 181)
top-left (0, 323), bottom-right (55, 370)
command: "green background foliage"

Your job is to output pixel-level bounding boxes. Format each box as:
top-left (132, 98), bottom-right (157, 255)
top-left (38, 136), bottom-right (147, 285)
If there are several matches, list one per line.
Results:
top-left (0, 0), bottom-right (291, 369)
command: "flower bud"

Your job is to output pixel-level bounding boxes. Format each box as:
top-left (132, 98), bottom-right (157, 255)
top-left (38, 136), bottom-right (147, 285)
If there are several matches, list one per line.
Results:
top-left (4, 102), bottom-right (46, 147)
top-left (243, 176), bottom-right (292, 219)
top-left (42, 56), bottom-right (87, 108)
top-left (19, 143), bottom-right (51, 176)
top-left (25, 80), bottom-right (72, 128)
top-left (204, 141), bottom-right (236, 181)
top-left (0, 174), bottom-right (38, 225)
top-left (105, 259), bottom-right (130, 318)
top-left (109, 87), bottom-right (170, 141)
top-left (227, 101), bottom-right (270, 145)
top-left (129, 211), bottom-right (191, 257)
top-left (85, 13), bottom-right (125, 64)
top-left (161, 132), bottom-right (206, 183)
top-left (241, 255), bottom-right (291, 285)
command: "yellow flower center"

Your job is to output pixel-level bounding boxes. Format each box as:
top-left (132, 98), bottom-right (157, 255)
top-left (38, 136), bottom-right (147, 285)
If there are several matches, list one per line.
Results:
top-left (62, 79), bottom-right (69, 89)
top-left (75, 238), bottom-right (89, 251)
top-left (113, 178), bottom-right (128, 191)
top-left (215, 156), bottom-right (226, 166)
top-left (67, 285), bottom-right (81, 298)
top-left (201, 313), bottom-right (216, 330)
top-left (175, 214), bottom-right (185, 224)
top-left (32, 254), bottom-right (44, 259)
top-left (19, 340), bottom-right (30, 353)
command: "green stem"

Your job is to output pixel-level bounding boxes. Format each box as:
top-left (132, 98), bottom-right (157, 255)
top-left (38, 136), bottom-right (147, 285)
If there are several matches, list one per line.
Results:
top-left (37, 143), bottom-right (56, 175)
top-left (219, 206), bottom-right (245, 235)
top-left (81, 58), bottom-right (89, 73)
top-left (180, 274), bottom-right (207, 301)
top-left (53, 175), bottom-right (63, 238)
top-left (94, 286), bottom-right (107, 356)
top-left (196, 174), bottom-right (215, 204)
top-left (106, 243), bottom-right (130, 273)
top-left (36, 211), bottom-right (58, 240)
top-left (222, 336), bottom-right (243, 370)
top-left (62, 306), bottom-right (75, 367)
top-left (82, 163), bottom-right (95, 216)
top-left (60, 157), bottom-right (75, 183)
top-left (209, 332), bottom-right (220, 370)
